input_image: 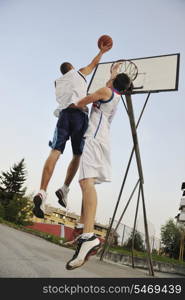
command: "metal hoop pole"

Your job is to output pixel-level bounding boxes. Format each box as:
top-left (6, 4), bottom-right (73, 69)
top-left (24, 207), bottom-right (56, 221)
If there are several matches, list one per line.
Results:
top-left (140, 182), bottom-right (154, 276)
top-left (125, 94), bottom-right (144, 183)
top-left (131, 184), bottom-right (141, 268)
top-left (125, 93), bottom-right (154, 276)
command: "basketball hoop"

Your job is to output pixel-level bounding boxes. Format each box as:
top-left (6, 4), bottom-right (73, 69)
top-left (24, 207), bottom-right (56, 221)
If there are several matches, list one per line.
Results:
top-left (111, 59), bottom-right (138, 82)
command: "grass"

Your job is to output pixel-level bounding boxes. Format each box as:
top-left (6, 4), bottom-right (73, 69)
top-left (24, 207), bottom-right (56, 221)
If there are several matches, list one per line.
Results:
top-left (109, 245), bottom-right (185, 266)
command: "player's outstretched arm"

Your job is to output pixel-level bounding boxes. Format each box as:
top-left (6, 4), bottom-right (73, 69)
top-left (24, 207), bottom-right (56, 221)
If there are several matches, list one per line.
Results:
top-left (79, 43), bottom-right (112, 76)
top-left (75, 87), bottom-right (112, 107)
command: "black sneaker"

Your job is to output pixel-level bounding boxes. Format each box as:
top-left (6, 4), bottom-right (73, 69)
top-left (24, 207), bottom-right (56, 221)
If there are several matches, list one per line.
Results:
top-left (66, 235), bottom-right (101, 270)
top-left (55, 187), bottom-right (69, 208)
top-left (32, 193), bottom-right (45, 218)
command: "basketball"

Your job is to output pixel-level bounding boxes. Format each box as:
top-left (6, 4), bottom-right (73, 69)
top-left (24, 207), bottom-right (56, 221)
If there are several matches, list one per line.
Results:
top-left (98, 35), bottom-right (113, 49)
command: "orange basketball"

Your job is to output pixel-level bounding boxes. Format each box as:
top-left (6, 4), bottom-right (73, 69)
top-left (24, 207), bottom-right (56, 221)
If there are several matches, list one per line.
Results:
top-left (98, 35), bottom-right (113, 49)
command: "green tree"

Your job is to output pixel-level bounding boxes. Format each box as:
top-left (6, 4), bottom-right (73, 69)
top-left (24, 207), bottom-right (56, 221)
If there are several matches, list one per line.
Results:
top-left (125, 230), bottom-right (145, 252)
top-left (0, 159), bottom-right (26, 196)
top-left (0, 159), bottom-right (33, 225)
top-left (5, 194), bottom-right (33, 225)
top-left (0, 202), bottom-right (5, 218)
top-left (160, 218), bottom-right (181, 259)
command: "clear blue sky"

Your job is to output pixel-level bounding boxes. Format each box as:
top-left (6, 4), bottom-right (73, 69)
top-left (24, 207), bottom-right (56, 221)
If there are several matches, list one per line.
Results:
top-left (0, 0), bottom-right (185, 238)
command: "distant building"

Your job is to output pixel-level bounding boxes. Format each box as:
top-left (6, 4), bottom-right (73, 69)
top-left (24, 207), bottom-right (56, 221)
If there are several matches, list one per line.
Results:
top-left (32, 204), bottom-right (109, 239)
top-left (175, 182), bottom-right (185, 223)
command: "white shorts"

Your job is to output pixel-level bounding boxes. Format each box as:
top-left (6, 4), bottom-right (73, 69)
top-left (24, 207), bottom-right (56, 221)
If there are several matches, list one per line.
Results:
top-left (79, 137), bottom-right (111, 184)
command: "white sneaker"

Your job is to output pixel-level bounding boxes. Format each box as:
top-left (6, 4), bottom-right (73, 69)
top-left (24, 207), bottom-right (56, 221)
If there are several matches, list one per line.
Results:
top-left (55, 186), bottom-right (69, 208)
top-left (66, 235), bottom-right (101, 270)
top-left (32, 190), bottom-right (46, 218)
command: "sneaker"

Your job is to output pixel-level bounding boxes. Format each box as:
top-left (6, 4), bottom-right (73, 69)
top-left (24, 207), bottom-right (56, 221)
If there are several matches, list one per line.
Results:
top-left (32, 192), bottom-right (46, 218)
top-left (66, 235), bottom-right (101, 270)
top-left (55, 186), bottom-right (69, 208)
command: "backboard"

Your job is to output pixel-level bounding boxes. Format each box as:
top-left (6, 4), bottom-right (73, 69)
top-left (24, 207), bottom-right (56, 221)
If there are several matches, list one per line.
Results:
top-left (87, 53), bottom-right (180, 94)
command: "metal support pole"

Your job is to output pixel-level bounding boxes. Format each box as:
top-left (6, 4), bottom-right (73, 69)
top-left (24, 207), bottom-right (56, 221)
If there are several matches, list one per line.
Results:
top-left (131, 184), bottom-right (141, 268)
top-left (125, 94), bottom-right (144, 183)
top-left (121, 224), bottom-right (126, 246)
top-left (125, 94), bottom-right (154, 276)
top-left (140, 182), bottom-right (154, 276)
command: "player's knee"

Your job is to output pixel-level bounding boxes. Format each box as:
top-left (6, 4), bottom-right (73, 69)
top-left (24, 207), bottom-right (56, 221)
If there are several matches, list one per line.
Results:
top-left (73, 154), bottom-right (81, 162)
top-left (49, 149), bottom-right (61, 162)
top-left (79, 178), bottom-right (94, 190)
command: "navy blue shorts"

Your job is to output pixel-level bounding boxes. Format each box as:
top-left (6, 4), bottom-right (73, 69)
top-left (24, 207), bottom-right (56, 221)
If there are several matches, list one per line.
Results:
top-left (49, 108), bottom-right (88, 155)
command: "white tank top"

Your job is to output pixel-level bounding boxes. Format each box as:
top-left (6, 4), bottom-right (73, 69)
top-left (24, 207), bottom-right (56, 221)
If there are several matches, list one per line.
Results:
top-left (55, 69), bottom-right (87, 111)
top-left (85, 91), bottom-right (120, 143)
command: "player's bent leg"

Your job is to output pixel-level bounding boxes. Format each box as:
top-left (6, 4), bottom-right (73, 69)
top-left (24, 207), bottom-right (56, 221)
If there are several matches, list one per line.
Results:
top-left (65, 178), bottom-right (99, 270)
top-left (79, 178), bottom-right (97, 233)
top-left (56, 155), bottom-right (81, 208)
top-left (33, 149), bottom-right (61, 218)
top-left (65, 155), bottom-right (81, 186)
top-left (40, 149), bottom-right (61, 191)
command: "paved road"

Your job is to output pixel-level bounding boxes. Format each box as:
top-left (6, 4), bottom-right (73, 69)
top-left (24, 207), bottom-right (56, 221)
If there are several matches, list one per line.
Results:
top-left (0, 224), bottom-right (183, 278)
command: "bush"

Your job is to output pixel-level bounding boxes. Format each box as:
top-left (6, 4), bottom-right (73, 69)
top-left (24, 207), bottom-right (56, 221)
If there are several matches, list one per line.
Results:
top-left (0, 203), bottom-right (5, 218)
top-left (125, 231), bottom-right (145, 252)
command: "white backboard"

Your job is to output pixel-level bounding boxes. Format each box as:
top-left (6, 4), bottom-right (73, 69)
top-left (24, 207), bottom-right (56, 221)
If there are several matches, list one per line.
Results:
top-left (88, 53), bottom-right (180, 94)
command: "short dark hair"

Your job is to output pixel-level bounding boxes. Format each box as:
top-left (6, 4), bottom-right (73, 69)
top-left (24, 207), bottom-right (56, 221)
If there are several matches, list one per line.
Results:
top-left (113, 73), bottom-right (131, 94)
top-left (60, 62), bottom-right (73, 75)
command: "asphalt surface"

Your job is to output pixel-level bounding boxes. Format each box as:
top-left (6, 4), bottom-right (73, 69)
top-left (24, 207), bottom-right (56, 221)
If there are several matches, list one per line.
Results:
top-left (0, 224), bottom-right (183, 278)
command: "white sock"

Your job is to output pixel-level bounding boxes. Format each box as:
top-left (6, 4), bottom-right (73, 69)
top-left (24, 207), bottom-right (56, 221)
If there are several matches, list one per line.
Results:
top-left (75, 223), bottom-right (84, 229)
top-left (62, 184), bottom-right (69, 192)
top-left (81, 232), bottom-right (94, 240)
top-left (38, 189), bottom-right (47, 200)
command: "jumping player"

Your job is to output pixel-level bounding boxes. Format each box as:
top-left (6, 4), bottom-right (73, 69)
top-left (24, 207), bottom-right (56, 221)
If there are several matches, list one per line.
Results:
top-left (66, 63), bottom-right (131, 270)
top-left (32, 43), bottom-right (112, 219)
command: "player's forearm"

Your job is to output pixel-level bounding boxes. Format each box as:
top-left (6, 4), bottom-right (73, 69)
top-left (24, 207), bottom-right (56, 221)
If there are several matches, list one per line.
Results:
top-left (80, 51), bottom-right (104, 75)
top-left (75, 94), bottom-right (97, 108)
top-left (90, 50), bottom-right (104, 68)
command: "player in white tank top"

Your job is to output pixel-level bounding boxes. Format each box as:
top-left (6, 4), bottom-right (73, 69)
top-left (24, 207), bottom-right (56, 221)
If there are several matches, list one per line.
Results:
top-left (85, 91), bottom-right (120, 142)
top-left (54, 69), bottom-right (88, 117)
top-left (79, 91), bottom-right (120, 184)
top-left (66, 64), bottom-right (132, 270)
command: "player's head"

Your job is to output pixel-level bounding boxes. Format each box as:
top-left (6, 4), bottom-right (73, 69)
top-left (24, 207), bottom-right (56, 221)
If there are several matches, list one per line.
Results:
top-left (112, 73), bottom-right (131, 94)
top-left (60, 62), bottom-right (74, 74)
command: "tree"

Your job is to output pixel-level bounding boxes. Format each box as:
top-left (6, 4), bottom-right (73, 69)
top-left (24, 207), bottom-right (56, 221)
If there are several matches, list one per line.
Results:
top-left (5, 194), bottom-right (33, 225)
top-left (125, 230), bottom-right (145, 252)
top-left (0, 159), bottom-right (26, 196)
top-left (160, 218), bottom-right (181, 259)
top-left (0, 202), bottom-right (5, 218)
top-left (0, 159), bottom-right (33, 225)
